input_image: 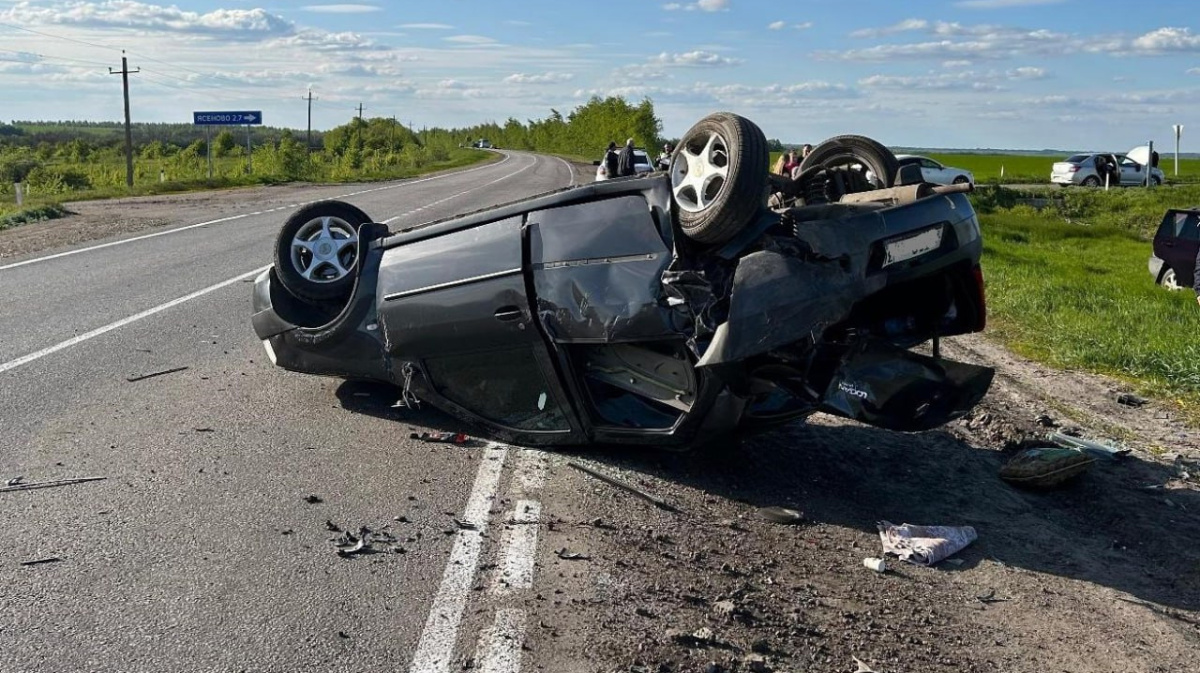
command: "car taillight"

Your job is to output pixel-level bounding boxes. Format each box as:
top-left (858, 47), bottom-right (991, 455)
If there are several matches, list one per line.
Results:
top-left (972, 265), bottom-right (987, 331)
top-left (1067, 164), bottom-right (1079, 172)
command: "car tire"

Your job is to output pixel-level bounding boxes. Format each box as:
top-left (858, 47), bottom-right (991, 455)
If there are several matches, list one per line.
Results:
top-left (953, 175), bottom-right (970, 185)
top-left (670, 112), bottom-right (769, 245)
top-left (1082, 176), bottom-right (1100, 187)
top-left (274, 200), bottom-right (372, 303)
top-left (1161, 268), bottom-right (1185, 291)
top-left (799, 135), bottom-right (899, 189)
top-left (1153, 176), bottom-right (1163, 187)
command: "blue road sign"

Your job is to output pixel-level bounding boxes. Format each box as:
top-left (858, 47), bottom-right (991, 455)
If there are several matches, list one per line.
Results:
top-left (192, 110), bottom-right (262, 125)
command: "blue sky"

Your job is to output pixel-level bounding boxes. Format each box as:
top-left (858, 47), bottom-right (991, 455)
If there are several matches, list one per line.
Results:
top-left (1, 0), bottom-right (1198, 150)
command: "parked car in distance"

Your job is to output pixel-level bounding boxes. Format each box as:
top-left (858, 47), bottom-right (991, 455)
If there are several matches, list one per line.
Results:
top-left (594, 149), bottom-right (654, 181)
top-left (1051, 147), bottom-right (1164, 187)
top-left (895, 154), bottom-right (974, 186)
top-left (1149, 207), bottom-right (1200, 291)
top-left (474, 138), bottom-right (493, 149)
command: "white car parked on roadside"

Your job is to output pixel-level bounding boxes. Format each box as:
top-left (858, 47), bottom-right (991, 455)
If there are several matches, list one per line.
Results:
top-left (595, 149), bottom-right (654, 181)
top-left (895, 154), bottom-right (974, 186)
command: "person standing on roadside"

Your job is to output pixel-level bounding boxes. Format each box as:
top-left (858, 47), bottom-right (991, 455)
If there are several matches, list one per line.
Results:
top-left (617, 137), bottom-right (636, 177)
top-left (782, 149), bottom-right (800, 175)
top-left (602, 141), bottom-right (619, 179)
top-left (657, 143), bottom-right (673, 171)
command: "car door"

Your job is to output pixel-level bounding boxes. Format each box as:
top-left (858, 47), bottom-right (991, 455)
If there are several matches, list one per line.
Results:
top-left (374, 215), bottom-right (577, 438)
top-left (1118, 155), bottom-right (1142, 185)
top-left (921, 158), bottom-right (946, 184)
top-left (1155, 210), bottom-right (1200, 287)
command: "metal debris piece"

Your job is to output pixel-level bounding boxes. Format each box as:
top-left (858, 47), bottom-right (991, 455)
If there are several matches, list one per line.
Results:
top-left (1115, 393), bottom-right (1148, 408)
top-left (125, 366), bottom-right (189, 383)
top-left (193, 428), bottom-right (215, 433)
top-left (303, 494), bottom-right (323, 504)
top-left (567, 461), bottom-right (679, 513)
top-left (410, 431), bottom-right (470, 444)
top-left (976, 589), bottom-right (1010, 604)
top-left (555, 548), bottom-right (591, 561)
top-left (757, 506), bottom-right (803, 525)
top-left (20, 557), bottom-right (62, 567)
top-left (0, 476), bottom-right (107, 494)
top-left (325, 520), bottom-right (341, 532)
top-left (453, 518), bottom-right (478, 531)
top-left (5, 476), bottom-right (23, 486)
top-left (1049, 433), bottom-right (1131, 460)
top-left (852, 656), bottom-right (878, 673)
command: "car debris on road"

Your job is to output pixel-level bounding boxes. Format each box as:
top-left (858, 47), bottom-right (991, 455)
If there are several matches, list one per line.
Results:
top-left (125, 366), bottom-right (189, 382)
top-left (878, 521), bottom-right (977, 566)
top-left (0, 476), bottom-right (107, 493)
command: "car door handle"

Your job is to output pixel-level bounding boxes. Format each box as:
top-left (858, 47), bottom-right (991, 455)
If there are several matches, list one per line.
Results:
top-left (494, 306), bottom-right (523, 322)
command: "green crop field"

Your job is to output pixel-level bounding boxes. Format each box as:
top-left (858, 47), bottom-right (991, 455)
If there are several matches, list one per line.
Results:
top-left (975, 185), bottom-right (1200, 420)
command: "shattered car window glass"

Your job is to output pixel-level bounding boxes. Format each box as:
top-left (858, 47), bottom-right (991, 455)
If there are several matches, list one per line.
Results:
top-left (423, 349), bottom-right (570, 431)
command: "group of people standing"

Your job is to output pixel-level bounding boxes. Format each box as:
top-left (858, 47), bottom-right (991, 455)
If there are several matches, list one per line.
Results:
top-left (602, 139), bottom-right (637, 178)
top-left (772, 143), bottom-right (813, 179)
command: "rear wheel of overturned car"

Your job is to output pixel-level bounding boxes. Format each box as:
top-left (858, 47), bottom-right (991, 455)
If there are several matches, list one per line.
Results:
top-left (798, 134), bottom-right (899, 191)
top-left (274, 200), bottom-right (371, 302)
top-left (670, 112), bottom-right (769, 245)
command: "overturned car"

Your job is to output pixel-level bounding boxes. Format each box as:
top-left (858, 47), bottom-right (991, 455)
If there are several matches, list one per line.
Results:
top-left (250, 112), bottom-right (993, 447)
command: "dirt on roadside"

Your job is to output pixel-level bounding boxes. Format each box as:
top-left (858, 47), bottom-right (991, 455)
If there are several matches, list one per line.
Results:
top-left (525, 333), bottom-right (1200, 673)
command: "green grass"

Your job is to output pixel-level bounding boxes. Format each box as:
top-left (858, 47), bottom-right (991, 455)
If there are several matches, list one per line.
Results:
top-left (0, 203), bottom-right (67, 230)
top-left (931, 152), bottom-right (1200, 185)
top-left (978, 198), bottom-right (1200, 414)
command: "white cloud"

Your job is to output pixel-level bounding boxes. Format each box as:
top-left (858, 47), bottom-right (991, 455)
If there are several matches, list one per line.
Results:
top-left (943, 60), bottom-right (973, 68)
top-left (771, 20), bottom-right (812, 31)
top-left (1130, 27), bottom-right (1200, 54)
top-left (444, 35), bottom-right (498, 45)
top-left (302, 4), bottom-right (381, 13)
top-left (1, 1), bottom-right (294, 39)
top-left (663, 0), bottom-right (728, 11)
top-left (826, 23), bottom-right (1068, 61)
top-left (1189, 68), bottom-right (1200, 75)
top-left (503, 71), bottom-right (574, 84)
top-left (859, 72), bottom-right (1004, 92)
top-left (850, 19), bottom-right (928, 39)
top-left (1007, 66), bottom-right (1047, 79)
top-left (399, 23), bottom-right (453, 30)
top-left (768, 20), bottom-right (785, 30)
top-left (652, 50), bottom-right (741, 67)
top-left (956, 0), bottom-right (1068, 7)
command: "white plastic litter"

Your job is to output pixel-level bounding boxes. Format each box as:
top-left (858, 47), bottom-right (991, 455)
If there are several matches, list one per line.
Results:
top-left (878, 521), bottom-right (977, 566)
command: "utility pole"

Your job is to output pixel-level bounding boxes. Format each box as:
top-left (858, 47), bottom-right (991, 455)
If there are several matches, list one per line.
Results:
top-left (304, 88), bottom-right (316, 152)
top-left (357, 103), bottom-right (365, 121)
top-left (390, 115), bottom-right (397, 148)
top-left (109, 50), bottom-right (139, 188)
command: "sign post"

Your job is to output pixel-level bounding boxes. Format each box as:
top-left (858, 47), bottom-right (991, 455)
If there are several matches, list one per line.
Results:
top-left (192, 111), bottom-right (263, 178)
top-left (1173, 124), bottom-right (1183, 177)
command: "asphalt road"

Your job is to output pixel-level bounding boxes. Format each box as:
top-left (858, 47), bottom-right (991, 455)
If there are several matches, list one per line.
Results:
top-left (0, 152), bottom-right (586, 672)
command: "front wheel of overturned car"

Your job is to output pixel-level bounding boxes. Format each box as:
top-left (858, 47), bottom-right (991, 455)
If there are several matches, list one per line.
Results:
top-left (1161, 267), bottom-right (1185, 291)
top-left (670, 112), bottom-right (769, 245)
top-left (274, 200), bottom-right (372, 303)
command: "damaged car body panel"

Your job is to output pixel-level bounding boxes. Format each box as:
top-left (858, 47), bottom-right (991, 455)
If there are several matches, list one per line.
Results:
top-left (251, 113), bottom-right (993, 448)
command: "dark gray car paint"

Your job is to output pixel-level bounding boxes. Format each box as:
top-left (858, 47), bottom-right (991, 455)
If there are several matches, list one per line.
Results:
top-left (252, 174), bottom-right (992, 446)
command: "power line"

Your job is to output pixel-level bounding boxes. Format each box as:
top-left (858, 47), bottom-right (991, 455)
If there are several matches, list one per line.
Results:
top-left (0, 21), bottom-right (122, 53)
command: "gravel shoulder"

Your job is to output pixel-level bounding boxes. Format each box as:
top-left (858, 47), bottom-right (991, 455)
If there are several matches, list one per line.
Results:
top-left (526, 331), bottom-right (1200, 672)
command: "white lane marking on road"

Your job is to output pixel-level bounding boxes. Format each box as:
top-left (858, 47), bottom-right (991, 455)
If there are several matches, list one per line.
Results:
top-left (556, 156), bottom-right (576, 187)
top-left (382, 153), bottom-right (539, 225)
top-left (0, 155), bottom-right (512, 273)
top-left (409, 445), bottom-right (509, 673)
top-left (0, 265), bottom-right (270, 376)
top-left (491, 499), bottom-right (541, 595)
top-left (472, 609), bottom-right (527, 673)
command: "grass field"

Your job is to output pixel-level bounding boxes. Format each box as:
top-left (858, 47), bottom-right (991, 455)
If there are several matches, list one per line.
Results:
top-left (977, 187), bottom-right (1200, 418)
